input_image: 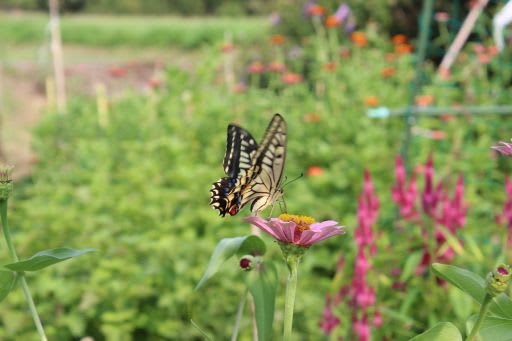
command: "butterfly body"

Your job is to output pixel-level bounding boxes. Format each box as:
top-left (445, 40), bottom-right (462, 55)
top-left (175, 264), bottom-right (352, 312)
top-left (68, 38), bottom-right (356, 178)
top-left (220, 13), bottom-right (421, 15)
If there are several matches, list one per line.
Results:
top-left (210, 114), bottom-right (287, 217)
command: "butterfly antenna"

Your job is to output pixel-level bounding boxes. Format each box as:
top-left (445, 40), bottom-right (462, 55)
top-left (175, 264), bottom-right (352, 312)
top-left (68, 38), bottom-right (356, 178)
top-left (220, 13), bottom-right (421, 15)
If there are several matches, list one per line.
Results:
top-left (282, 173), bottom-right (304, 189)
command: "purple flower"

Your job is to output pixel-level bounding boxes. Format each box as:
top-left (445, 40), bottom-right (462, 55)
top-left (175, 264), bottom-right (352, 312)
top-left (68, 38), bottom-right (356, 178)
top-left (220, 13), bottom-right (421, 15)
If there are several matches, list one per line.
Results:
top-left (334, 3), bottom-right (351, 23)
top-left (492, 141), bottom-right (512, 156)
top-left (246, 214), bottom-right (345, 247)
top-left (269, 12), bottom-right (281, 26)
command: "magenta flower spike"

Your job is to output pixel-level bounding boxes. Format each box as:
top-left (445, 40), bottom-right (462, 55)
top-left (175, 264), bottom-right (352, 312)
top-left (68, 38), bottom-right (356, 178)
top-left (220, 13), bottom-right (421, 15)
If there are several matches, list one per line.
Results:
top-left (246, 214), bottom-right (345, 247)
top-left (492, 141), bottom-right (512, 156)
top-left (422, 153), bottom-right (440, 216)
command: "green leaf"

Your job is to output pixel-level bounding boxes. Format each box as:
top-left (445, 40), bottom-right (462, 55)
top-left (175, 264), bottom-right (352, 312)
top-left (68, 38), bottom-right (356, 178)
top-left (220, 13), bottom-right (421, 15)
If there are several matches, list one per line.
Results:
top-left (4, 247), bottom-right (95, 272)
top-left (466, 315), bottom-right (512, 341)
top-left (195, 236), bottom-right (246, 290)
top-left (432, 263), bottom-right (486, 303)
top-left (432, 263), bottom-right (512, 319)
top-left (400, 250), bottom-right (423, 282)
top-left (237, 235), bottom-right (266, 257)
top-left (409, 322), bottom-right (462, 341)
top-left (0, 271), bottom-right (16, 302)
top-left (245, 261), bottom-right (278, 341)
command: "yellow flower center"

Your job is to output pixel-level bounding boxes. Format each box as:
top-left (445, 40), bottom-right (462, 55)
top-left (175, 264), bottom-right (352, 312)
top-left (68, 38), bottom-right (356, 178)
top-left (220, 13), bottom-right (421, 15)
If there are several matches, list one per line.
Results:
top-left (279, 214), bottom-right (316, 231)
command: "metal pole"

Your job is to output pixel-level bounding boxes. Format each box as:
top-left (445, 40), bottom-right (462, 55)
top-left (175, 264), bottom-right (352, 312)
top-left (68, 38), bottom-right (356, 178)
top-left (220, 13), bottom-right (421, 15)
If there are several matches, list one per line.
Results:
top-left (401, 0), bottom-right (434, 170)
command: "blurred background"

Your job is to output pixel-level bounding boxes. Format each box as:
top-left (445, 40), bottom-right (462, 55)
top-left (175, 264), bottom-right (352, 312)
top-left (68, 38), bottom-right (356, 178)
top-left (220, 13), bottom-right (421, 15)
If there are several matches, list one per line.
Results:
top-left (1, 0), bottom-right (512, 340)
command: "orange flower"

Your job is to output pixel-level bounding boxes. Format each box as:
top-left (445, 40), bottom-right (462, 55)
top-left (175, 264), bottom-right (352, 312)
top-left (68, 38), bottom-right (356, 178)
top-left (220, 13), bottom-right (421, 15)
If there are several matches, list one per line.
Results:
top-left (304, 113), bottom-right (321, 122)
top-left (324, 62), bottom-right (337, 71)
top-left (395, 43), bottom-right (413, 54)
top-left (307, 4), bottom-right (326, 16)
top-left (381, 67), bottom-right (395, 78)
top-left (270, 34), bottom-right (286, 45)
top-left (365, 96), bottom-right (379, 107)
top-left (307, 166), bottom-right (324, 177)
top-left (391, 34), bottom-right (408, 45)
top-left (351, 32), bottom-right (367, 47)
top-left (221, 43), bottom-right (234, 53)
top-left (267, 62), bottom-right (286, 73)
top-left (281, 72), bottom-right (302, 85)
top-left (438, 66), bottom-right (451, 80)
top-left (325, 15), bottom-right (341, 28)
top-left (473, 43), bottom-right (485, 54)
top-left (415, 95), bottom-right (434, 107)
top-left (248, 62), bottom-right (265, 74)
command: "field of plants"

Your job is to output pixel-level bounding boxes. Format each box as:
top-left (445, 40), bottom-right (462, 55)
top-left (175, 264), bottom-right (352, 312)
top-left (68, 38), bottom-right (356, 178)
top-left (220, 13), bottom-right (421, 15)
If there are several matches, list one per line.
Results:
top-left (2, 1), bottom-right (512, 341)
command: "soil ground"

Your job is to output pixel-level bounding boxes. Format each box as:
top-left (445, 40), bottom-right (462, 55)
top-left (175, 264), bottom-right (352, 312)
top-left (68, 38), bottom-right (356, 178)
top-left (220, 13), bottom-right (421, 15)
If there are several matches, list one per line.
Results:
top-left (1, 44), bottom-right (197, 179)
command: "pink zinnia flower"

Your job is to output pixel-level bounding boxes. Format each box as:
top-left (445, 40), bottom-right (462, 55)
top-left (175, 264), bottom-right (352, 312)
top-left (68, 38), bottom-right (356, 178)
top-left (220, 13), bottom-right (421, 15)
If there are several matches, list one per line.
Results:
top-left (492, 141), bottom-right (512, 156)
top-left (246, 214), bottom-right (345, 247)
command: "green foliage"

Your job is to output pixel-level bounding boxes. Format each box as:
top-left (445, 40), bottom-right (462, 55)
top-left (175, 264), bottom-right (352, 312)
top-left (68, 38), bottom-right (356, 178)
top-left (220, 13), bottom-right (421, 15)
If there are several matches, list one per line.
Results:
top-left (4, 248), bottom-right (94, 272)
top-left (0, 13), bottom-right (267, 49)
top-left (196, 235), bottom-right (265, 289)
top-left (245, 261), bottom-right (278, 341)
top-left (409, 322), bottom-right (462, 341)
top-left (0, 271), bottom-right (17, 303)
top-left (3, 12), bottom-right (512, 340)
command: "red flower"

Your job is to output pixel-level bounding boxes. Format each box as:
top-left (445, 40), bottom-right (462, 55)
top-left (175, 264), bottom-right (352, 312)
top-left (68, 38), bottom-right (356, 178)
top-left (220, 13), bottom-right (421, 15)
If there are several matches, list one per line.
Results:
top-left (307, 4), bottom-right (326, 16)
top-left (109, 66), bottom-right (126, 78)
top-left (281, 72), bottom-right (302, 85)
top-left (248, 62), bottom-right (265, 74)
top-left (267, 62), bottom-right (286, 73)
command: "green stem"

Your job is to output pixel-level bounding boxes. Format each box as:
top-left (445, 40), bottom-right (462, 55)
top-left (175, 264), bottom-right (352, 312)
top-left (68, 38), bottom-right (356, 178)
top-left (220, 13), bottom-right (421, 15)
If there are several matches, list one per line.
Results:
top-left (283, 257), bottom-right (299, 341)
top-left (231, 289), bottom-right (248, 341)
top-left (465, 294), bottom-right (492, 341)
top-left (0, 199), bottom-right (47, 341)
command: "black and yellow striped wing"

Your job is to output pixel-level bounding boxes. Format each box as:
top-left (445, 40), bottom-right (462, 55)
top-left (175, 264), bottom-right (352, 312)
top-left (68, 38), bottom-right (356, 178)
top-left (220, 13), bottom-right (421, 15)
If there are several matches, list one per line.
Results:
top-left (210, 114), bottom-right (287, 217)
top-left (240, 114), bottom-right (287, 213)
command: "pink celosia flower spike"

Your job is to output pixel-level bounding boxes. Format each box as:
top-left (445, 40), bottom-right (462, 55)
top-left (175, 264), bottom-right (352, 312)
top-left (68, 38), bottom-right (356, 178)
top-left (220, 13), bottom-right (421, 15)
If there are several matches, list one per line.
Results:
top-left (246, 214), bottom-right (345, 247)
top-left (421, 153), bottom-right (439, 215)
top-left (492, 141), bottom-right (512, 156)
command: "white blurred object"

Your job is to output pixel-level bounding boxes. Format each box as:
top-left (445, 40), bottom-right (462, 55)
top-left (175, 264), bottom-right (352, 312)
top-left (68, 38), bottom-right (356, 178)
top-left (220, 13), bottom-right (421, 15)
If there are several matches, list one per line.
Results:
top-left (494, 0), bottom-right (512, 51)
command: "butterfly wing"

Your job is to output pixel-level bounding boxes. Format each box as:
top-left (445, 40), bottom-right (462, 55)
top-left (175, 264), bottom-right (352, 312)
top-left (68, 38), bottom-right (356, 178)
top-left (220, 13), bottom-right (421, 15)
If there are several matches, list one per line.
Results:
top-left (223, 124), bottom-right (258, 178)
top-left (240, 114), bottom-right (287, 213)
top-left (210, 123), bottom-right (259, 216)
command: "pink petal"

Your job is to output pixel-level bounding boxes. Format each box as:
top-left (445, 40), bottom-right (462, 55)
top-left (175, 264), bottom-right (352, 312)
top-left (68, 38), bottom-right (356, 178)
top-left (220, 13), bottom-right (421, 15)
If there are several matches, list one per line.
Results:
top-left (310, 220), bottom-right (340, 231)
top-left (246, 216), bottom-right (283, 241)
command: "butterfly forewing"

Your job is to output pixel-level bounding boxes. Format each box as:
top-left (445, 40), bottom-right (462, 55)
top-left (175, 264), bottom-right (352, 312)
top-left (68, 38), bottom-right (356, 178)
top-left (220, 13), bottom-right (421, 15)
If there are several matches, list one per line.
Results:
top-left (223, 124), bottom-right (258, 178)
top-left (240, 114), bottom-right (287, 213)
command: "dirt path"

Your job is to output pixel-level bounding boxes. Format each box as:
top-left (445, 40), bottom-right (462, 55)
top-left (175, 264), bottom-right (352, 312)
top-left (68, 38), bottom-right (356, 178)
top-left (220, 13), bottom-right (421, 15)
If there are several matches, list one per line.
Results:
top-left (1, 45), bottom-right (198, 179)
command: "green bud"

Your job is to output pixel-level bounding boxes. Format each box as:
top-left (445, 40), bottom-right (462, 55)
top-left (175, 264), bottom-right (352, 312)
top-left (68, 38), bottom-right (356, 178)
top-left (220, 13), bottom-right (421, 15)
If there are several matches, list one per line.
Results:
top-left (0, 165), bottom-right (13, 200)
top-left (486, 264), bottom-right (512, 297)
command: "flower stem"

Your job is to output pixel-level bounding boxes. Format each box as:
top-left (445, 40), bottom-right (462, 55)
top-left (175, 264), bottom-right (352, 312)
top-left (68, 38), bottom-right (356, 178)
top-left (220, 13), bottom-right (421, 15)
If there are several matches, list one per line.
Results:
top-left (0, 199), bottom-right (47, 341)
top-left (283, 256), bottom-right (299, 341)
top-left (231, 289), bottom-right (247, 341)
top-left (465, 294), bottom-right (492, 341)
